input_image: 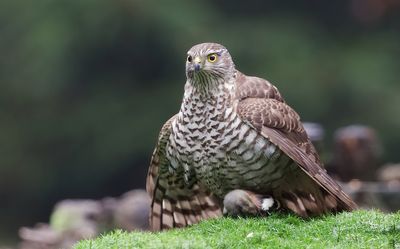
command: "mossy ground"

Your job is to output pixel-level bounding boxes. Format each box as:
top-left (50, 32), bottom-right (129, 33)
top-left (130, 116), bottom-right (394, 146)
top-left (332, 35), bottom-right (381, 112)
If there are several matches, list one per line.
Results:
top-left (75, 210), bottom-right (399, 249)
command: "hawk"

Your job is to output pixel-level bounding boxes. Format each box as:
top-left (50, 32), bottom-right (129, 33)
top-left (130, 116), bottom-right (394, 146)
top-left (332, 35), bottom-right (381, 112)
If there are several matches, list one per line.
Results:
top-left (146, 43), bottom-right (357, 230)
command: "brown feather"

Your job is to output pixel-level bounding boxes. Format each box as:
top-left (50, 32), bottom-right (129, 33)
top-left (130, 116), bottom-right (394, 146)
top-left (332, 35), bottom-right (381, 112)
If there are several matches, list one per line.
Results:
top-left (147, 44), bottom-right (357, 230)
top-left (146, 115), bottom-right (222, 231)
top-left (234, 72), bottom-right (357, 214)
top-left (262, 127), bottom-right (357, 211)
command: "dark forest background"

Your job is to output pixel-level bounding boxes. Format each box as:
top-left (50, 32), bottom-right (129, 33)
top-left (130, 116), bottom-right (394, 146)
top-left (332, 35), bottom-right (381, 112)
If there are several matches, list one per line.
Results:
top-left (1, 0), bottom-right (400, 244)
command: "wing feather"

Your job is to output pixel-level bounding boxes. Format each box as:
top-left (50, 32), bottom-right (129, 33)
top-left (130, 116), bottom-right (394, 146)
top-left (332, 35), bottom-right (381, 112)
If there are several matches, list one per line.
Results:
top-left (146, 115), bottom-right (222, 230)
top-left (234, 72), bottom-right (357, 212)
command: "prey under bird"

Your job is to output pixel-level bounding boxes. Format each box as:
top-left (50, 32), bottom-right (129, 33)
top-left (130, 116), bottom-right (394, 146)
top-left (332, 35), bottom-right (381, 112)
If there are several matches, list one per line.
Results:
top-left (146, 43), bottom-right (357, 230)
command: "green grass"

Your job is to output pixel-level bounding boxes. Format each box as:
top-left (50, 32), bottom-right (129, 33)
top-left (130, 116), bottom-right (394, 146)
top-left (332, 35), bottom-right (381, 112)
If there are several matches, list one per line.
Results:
top-left (75, 210), bottom-right (399, 249)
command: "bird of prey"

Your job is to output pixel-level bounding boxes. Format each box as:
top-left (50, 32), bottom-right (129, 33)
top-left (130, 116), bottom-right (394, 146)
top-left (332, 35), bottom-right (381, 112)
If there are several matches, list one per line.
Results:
top-left (146, 42), bottom-right (357, 230)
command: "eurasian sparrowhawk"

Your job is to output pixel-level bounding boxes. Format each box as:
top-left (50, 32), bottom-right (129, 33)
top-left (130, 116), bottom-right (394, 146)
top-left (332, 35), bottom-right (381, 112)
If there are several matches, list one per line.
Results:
top-left (146, 43), bottom-right (357, 230)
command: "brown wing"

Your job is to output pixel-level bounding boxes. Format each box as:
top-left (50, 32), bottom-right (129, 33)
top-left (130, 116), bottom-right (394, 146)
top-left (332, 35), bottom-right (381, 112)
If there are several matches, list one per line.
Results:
top-left (234, 72), bottom-right (357, 213)
top-left (146, 115), bottom-right (222, 230)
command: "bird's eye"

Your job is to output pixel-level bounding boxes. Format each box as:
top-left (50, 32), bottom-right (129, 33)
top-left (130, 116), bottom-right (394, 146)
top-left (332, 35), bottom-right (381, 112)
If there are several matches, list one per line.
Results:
top-left (207, 53), bottom-right (218, 63)
top-left (187, 55), bottom-right (192, 63)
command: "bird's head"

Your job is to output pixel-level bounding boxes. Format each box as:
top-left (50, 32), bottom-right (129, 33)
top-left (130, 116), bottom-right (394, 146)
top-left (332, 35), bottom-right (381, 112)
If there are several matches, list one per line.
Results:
top-left (185, 43), bottom-right (235, 83)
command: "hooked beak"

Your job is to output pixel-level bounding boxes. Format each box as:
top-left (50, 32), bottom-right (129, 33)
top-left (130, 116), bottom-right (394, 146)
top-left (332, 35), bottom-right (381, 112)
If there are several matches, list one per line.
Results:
top-left (193, 56), bottom-right (202, 72)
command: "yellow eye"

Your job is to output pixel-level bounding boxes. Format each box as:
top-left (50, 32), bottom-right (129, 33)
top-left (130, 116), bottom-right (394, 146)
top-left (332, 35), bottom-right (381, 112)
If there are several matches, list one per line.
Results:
top-left (207, 53), bottom-right (218, 63)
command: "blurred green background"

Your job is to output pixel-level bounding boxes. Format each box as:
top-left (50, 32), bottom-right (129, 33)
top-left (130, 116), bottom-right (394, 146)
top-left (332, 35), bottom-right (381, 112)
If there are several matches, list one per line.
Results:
top-left (1, 0), bottom-right (399, 245)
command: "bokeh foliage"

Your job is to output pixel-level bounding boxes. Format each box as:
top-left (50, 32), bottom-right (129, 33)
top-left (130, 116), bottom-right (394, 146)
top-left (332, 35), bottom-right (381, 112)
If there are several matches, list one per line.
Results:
top-left (0, 0), bottom-right (399, 244)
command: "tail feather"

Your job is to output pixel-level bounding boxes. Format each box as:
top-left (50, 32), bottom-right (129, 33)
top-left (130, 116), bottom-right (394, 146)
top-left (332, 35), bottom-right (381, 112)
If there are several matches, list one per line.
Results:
top-left (150, 181), bottom-right (222, 230)
top-left (261, 127), bottom-right (358, 212)
top-left (299, 193), bottom-right (320, 214)
top-left (275, 169), bottom-right (350, 217)
top-left (278, 187), bottom-right (348, 217)
top-left (146, 115), bottom-right (222, 230)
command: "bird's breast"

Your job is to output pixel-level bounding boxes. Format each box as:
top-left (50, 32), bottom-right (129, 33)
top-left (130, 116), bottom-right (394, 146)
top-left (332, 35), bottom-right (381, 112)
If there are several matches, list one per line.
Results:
top-left (168, 91), bottom-right (235, 166)
top-left (166, 86), bottom-right (296, 197)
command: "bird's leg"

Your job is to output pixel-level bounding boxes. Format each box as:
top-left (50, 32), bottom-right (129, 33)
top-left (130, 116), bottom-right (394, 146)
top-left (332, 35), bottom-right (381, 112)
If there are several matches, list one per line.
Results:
top-left (222, 189), bottom-right (280, 217)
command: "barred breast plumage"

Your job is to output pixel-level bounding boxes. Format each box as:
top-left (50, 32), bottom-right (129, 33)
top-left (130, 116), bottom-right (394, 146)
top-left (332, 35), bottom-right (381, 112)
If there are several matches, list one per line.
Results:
top-left (146, 42), bottom-right (357, 230)
top-left (167, 81), bottom-right (295, 199)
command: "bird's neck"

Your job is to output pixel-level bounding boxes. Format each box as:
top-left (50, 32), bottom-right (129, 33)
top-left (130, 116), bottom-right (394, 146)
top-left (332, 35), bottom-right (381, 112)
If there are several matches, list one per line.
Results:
top-left (186, 78), bottom-right (223, 99)
top-left (183, 76), bottom-right (235, 103)
top-left (185, 71), bottom-right (236, 100)
top-left (178, 74), bottom-right (235, 122)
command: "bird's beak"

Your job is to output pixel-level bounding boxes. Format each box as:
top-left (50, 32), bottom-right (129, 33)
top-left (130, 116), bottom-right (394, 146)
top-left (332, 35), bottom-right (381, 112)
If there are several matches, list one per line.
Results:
top-left (194, 56), bottom-right (202, 72)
